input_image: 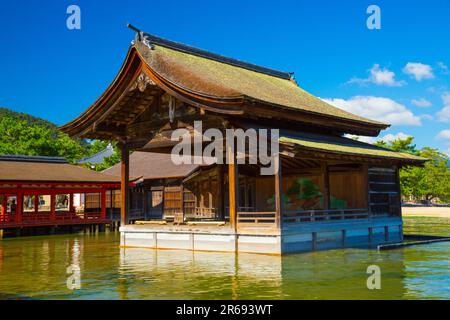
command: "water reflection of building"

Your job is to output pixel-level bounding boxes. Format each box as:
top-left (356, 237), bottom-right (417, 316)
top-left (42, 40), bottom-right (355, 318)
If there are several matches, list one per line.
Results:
top-left (118, 246), bottom-right (409, 299)
top-left (118, 248), bottom-right (283, 299)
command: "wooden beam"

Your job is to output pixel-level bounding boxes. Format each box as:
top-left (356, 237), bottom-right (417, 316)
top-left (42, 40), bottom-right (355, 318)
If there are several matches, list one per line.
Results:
top-left (274, 155), bottom-right (282, 229)
top-left (120, 143), bottom-right (130, 225)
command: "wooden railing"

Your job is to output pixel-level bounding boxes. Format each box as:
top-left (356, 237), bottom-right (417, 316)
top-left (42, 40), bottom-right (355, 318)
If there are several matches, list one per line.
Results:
top-left (237, 211), bottom-right (276, 227)
top-left (0, 211), bottom-right (105, 226)
top-left (283, 209), bottom-right (369, 224)
top-left (0, 213), bottom-right (16, 224)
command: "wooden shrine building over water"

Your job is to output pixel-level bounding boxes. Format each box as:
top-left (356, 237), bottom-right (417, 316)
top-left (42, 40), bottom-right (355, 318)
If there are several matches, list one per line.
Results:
top-left (60, 27), bottom-right (426, 254)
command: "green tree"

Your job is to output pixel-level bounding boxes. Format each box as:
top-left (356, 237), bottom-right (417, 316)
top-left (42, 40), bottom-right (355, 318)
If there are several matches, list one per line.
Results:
top-left (401, 147), bottom-right (450, 202)
top-left (375, 136), bottom-right (450, 203)
top-left (374, 136), bottom-right (417, 153)
top-left (0, 116), bottom-right (86, 162)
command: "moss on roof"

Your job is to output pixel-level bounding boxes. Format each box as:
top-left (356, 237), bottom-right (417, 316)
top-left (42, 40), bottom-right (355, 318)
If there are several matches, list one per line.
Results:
top-left (279, 135), bottom-right (427, 162)
top-left (137, 42), bottom-right (386, 126)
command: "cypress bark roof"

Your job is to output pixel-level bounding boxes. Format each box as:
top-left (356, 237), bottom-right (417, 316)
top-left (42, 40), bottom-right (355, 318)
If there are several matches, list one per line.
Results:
top-left (102, 152), bottom-right (200, 180)
top-left (0, 155), bottom-right (120, 183)
top-left (136, 34), bottom-right (386, 126)
top-left (279, 134), bottom-right (427, 163)
top-left (59, 31), bottom-right (389, 139)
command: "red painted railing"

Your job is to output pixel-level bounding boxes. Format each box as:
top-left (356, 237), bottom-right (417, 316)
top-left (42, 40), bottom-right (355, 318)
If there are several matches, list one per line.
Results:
top-left (0, 211), bottom-right (104, 227)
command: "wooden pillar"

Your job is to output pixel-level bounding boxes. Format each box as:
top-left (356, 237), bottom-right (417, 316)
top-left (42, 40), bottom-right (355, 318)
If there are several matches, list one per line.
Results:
top-left (69, 193), bottom-right (74, 212)
top-left (180, 184), bottom-right (185, 223)
top-left (142, 189), bottom-right (148, 220)
top-left (362, 163), bottom-right (370, 216)
top-left (321, 162), bottom-right (330, 210)
top-left (16, 191), bottom-right (23, 223)
top-left (101, 189), bottom-right (107, 220)
top-left (217, 165), bottom-right (225, 220)
top-left (227, 145), bottom-right (238, 230)
top-left (395, 166), bottom-right (402, 217)
top-left (120, 142), bottom-right (130, 225)
top-left (274, 155), bottom-right (283, 229)
top-left (50, 193), bottom-right (56, 221)
top-left (0, 196), bottom-right (5, 223)
top-left (34, 195), bottom-right (39, 213)
top-left (208, 175), bottom-right (213, 215)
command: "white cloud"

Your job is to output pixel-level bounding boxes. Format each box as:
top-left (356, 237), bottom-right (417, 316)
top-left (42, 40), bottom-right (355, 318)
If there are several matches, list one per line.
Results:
top-left (411, 98), bottom-right (432, 107)
top-left (403, 62), bottom-right (434, 81)
top-left (345, 135), bottom-right (377, 144)
top-left (436, 106), bottom-right (450, 122)
top-left (322, 96), bottom-right (422, 126)
top-left (346, 132), bottom-right (412, 145)
top-left (436, 129), bottom-right (450, 140)
top-left (436, 92), bottom-right (450, 122)
top-left (347, 64), bottom-right (405, 87)
top-left (437, 129), bottom-right (450, 155)
top-left (437, 62), bottom-right (449, 75)
top-left (380, 132), bottom-right (412, 143)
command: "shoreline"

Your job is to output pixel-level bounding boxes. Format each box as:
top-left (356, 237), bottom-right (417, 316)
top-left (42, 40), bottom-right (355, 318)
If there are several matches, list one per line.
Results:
top-left (402, 206), bottom-right (450, 218)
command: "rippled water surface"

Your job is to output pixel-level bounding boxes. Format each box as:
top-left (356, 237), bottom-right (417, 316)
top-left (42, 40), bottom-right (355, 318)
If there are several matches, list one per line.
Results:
top-left (0, 217), bottom-right (449, 300)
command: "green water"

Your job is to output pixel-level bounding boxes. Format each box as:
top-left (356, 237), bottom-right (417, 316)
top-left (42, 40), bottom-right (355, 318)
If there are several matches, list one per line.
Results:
top-left (0, 217), bottom-right (449, 300)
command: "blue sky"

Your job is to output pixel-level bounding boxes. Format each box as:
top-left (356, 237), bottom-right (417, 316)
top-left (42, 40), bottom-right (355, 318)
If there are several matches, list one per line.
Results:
top-left (0, 0), bottom-right (449, 154)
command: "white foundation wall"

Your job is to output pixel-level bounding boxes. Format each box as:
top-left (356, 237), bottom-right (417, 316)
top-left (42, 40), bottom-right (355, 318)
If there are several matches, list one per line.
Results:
top-left (120, 217), bottom-right (403, 255)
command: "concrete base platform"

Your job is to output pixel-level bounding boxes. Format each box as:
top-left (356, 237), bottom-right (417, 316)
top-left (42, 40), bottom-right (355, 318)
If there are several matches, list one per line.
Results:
top-left (120, 217), bottom-right (403, 255)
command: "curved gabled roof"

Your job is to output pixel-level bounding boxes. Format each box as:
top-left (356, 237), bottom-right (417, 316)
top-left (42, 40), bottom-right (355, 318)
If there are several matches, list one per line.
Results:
top-left (136, 34), bottom-right (386, 126)
top-left (60, 30), bottom-right (389, 138)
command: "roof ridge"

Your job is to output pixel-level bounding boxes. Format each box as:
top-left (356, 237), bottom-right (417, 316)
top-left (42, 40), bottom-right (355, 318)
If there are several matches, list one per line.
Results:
top-left (0, 154), bottom-right (68, 163)
top-left (140, 32), bottom-right (292, 80)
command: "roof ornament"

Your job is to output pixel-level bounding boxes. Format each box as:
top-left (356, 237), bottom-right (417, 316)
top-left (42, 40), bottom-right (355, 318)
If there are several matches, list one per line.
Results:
top-left (288, 72), bottom-right (298, 84)
top-left (127, 23), bottom-right (154, 50)
top-left (142, 36), bottom-right (155, 50)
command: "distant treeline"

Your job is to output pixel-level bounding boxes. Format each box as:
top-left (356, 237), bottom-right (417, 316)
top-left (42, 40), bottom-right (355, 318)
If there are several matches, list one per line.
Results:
top-left (0, 107), bottom-right (56, 130)
top-left (0, 107), bottom-right (119, 167)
